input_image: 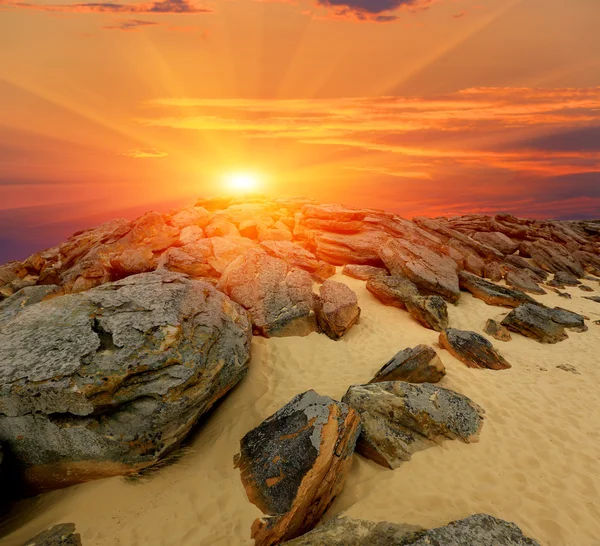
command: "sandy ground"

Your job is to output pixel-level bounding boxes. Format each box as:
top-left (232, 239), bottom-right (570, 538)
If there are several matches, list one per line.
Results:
top-left (1, 272), bottom-right (600, 546)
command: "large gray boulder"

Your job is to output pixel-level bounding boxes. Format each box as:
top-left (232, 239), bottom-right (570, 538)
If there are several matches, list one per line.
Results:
top-left (234, 390), bottom-right (361, 546)
top-left (283, 513), bottom-right (541, 545)
top-left (316, 280), bottom-right (361, 340)
top-left (0, 272), bottom-right (252, 492)
top-left (369, 345), bottom-right (446, 384)
top-left (342, 382), bottom-right (484, 469)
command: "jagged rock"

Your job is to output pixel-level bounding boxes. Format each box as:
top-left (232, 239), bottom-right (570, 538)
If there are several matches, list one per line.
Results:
top-left (458, 271), bottom-right (536, 308)
top-left (316, 280), bottom-right (361, 340)
top-left (439, 328), bottom-right (511, 370)
top-left (283, 513), bottom-right (541, 546)
top-left (472, 232), bottom-right (519, 255)
top-left (548, 271), bottom-right (581, 288)
top-left (342, 382), bottom-right (483, 469)
top-left (528, 241), bottom-right (585, 277)
top-left (504, 255), bottom-right (549, 281)
top-left (505, 270), bottom-right (546, 295)
top-left (380, 238), bottom-right (460, 303)
top-left (22, 523), bottom-right (82, 546)
top-left (0, 272), bottom-right (252, 492)
top-left (260, 241), bottom-right (335, 280)
top-left (501, 304), bottom-right (587, 343)
top-left (557, 364), bottom-right (580, 375)
top-left (205, 219), bottom-right (240, 238)
top-left (369, 345), bottom-right (446, 383)
top-left (342, 264), bottom-right (388, 281)
top-left (217, 249), bottom-right (317, 337)
top-left (579, 285), bottom-right (594, 292)
top-left (366, 276), bottom-right (448, 331)
top-left (234, 390), bottom-right (361, 546)
top-left (0, 285), bottom-right (63, 323)
top-left (484, 319), bottom-right (512, 342)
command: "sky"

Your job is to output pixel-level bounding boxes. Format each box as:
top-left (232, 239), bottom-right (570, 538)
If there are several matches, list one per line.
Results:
top-left (1, 0), bottom-right (599, 261)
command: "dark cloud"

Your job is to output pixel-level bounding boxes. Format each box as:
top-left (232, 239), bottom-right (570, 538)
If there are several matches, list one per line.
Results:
top-left (104, 19), bottom-right (158, 31)
top-left (11, 0), bottom-right (211, 14)
top-left (515, 125), bottom-right (600, 152)
top-left (316, 0), bottom-right (422, 14)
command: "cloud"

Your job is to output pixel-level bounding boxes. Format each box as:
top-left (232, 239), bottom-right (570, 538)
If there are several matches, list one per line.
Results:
top-left (10, 0), bottom-right (211, 14)
top-left (104, 18), bottom-right (158, 30)
top-left (122, 147), bottom-right (168, 158)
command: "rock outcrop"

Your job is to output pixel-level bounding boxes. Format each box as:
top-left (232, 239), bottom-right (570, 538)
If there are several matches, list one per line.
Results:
top-left (283, 513), bottom-right (541, 546)
top-left (501, 304), bottom-right (587, 343)
top-left (316, 280), bottom-right (361, 340)
top-left (234, 390), bottom-right (361, 546)
top-left (369, 345), bottom-right (446, 384)
top-left (0, 272), bottom-right (252, 492)
top-left (23, 523), bottom-right (82, 546)
top-left (439, 328), bottom-right (511, 370)
top-left (342, 382), bottom-right (484, 469)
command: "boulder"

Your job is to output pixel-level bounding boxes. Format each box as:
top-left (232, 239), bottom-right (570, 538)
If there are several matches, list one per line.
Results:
top-left (472, 232), bottom-right (519, 255)
top-left (217, 249), bottom-right (317, 337)
top-left (501, 304), bottom-right (587, 344)
top-left (170, 206), bottom-right (210, 230)
top-left (484, 319), bottom-right (512, 342)
top-left (311, 231), bottom-right (389, 266)
top-left (234, 390), bottom-right (361, 546)
top-left (579, 285), bottom-right (594, 292)
top-left (369, 345), bottom-right (446, 383)
top-left (505, 270), bottom-right (546, 295)
top-left (528, 241), bottom-right (585, 277)
top-left (157, 243), bottom-right (217, 279)
top-left (458, 271), bottom-right (536, 308)
top-left (0, 272), bottom-right (252, 492)
top-left (22, 523), bottom-right (82, 546)
top-left (260, 241), bottom-right (335, 280)
top-left (205, 219), bottom-right (240, 238)
top-left (584, 296), bottom-right (600, 304)
top-left (342, 382), bottom-right (484, 469)
top-left (342, 264), bottom-right (388, 281)
top-left (0, 285), bottom-right (63, 323)
top-left (366, 276), bottom-right (449, 332)
top-left (484, 262), bottom-right (504, 282)
top-left (439, 329), bottom-right (511, 370)
top-left (380, 238), bottom-right (460, 303)
top-left (179, 225), bottom-right (205, 245)
top-left (316, 280), bottom-right (361, 340)
top-left (283, 513), bottom-right (541, 546)
top-left (547, 271), bottom-right (581, 288)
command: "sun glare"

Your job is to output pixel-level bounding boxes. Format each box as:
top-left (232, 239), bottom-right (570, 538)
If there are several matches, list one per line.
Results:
top-left (224, 172), bottom-right (261, 193)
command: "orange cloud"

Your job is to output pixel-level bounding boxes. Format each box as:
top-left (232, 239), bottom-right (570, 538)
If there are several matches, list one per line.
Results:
top-left (10, 0), bottom-right (211, 14)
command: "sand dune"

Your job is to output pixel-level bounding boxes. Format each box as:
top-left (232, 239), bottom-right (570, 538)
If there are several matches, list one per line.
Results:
top-left (1, 271), bottom-right (599, 546)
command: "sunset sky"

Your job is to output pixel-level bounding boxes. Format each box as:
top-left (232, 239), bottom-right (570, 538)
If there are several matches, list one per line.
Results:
top-left (1, 0), bottom-right (599, 261)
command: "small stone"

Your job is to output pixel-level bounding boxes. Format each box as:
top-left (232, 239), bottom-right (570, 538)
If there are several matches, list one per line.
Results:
top-left (579, 285), bottom-right (594, 292)
top-left (22, 523), bottom-right (82, 546)
top-left (483, 319), bottom-right (512, 342)
top-left (369, 345), bottom-right (446, 384)
top-left (439, 328), bottom-right (511, 370)
top-left (557, 364), bottom-right (580, 375)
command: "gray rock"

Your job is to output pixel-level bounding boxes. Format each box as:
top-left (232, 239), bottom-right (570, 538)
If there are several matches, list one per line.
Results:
top-left (342, 264), bottom-right (389, 281)
top-left (501, 304), bottom-right (587, 344)
top-left (557, 364), bottom-right (580, 375)
top-left (342, 382), bottom-right (484, 469)
top-left (579, 285), bottom-right (594, 292)
top-left (484, 319), bottom-right (512, 342)
top-left (548, 271), bottom-right (581, 288)
top-left (234, 390), bottom-right (361, 546)
top-left (439, 328), bottom-right (511, 370)
top-left (217, 249), bottom-right (317, 337)
top-left (316, 280), bottom-right (361, 340)
top-left (284, 513), bottom-right (541, 546)
top-left (458, 271), bottom-right (536, 308)
top-left (0, 272), bottom-right (252, 492)
top-left (22, 523), bottom-right (82, 546)
top-left (405, 295), bottom-right (449, 332)
top-left (0, 285), bottom-right (62, 323)
top-left (370, 345), bottom-right (446, 384)
top-left (505, 270), bottom-right (546, 295)
top-left (584, 296), bottom-right (600, 304)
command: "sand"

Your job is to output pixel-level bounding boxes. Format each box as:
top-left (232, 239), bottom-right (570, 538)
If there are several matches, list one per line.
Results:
top-left (1, 272), bottom-right (600, 546)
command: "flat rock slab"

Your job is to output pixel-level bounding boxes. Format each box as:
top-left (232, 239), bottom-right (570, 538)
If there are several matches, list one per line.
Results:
top-left (459, 271), bottom-right (536, 308)
top-left (342, 264), bottom-right (389, 281)
top-left (23, 523), bottom-right (82, 546)
top-left (284, 513), bottom-right (541, 546)
top-left (370, 345), bottom-right (446, 384)
top-left (439, 328), bottom-right (511, 370)
top-left (234, 390), bottom-right (361, 546)
top-left (584, 296), bottom-right (600, 304)
top-left (501, 304), bottom-right (587, 344)
top-left (0, 285), bottom-right (63, 323)
top-left (548, 271), bottom-right (581, 287)
top-left (0, 272), bottom-right (252, 492)
top-left (316, 280), bottom-right (361, 340)
top-left (505, 270), bottom-right (546, 295)
top-left (484, 319), bottom-right (512, 342)
top-left (342, 382), bottom-right (484, 469)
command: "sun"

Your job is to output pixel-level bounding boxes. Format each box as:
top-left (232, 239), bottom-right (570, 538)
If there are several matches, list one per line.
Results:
top-left (224, 172), bottom-right (261, 193)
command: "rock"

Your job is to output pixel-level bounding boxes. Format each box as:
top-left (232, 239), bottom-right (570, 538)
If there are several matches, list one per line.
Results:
top-left (439, 328), bottom-right (511, 370)
top-left (0, 285), bottom-right (63, 323)
top-left (504, 255), bottom-right (549, 282)
top-left (557, 364), bottom-right (580, 375)
top-left (458, 271), bottom-right (536, 308)
top-left (501, 304), bottom-right (587, 344)
top-left (342, 382), bottom-right (483, 469)
top-left (283, 513), bottom-right (541, 546)
top-left (484, 319), bottom-right (512, 342)
top-left (342, 264), bottom-right (388, 281)
top-left (234, 390), bottom-right (361, 546)
top-left (208, 236), bottom-right (259, 275)
top-left (579, 285), bottom-right (594, 292)
top-left (472, 232), bottom-right (519, 255)
top-left (484, 262), bottom-right (504, 282)
top-left (205, 219), bottom-right (240, 238)
top-left (380, 238), bottom-right (460, 303)
top-left (366, 276), bottom-right (448, 331)
top-left (584, 296), bottom-right (600, 303)
top-left (302, 204), bottom-right (367, 222)
top-left (505, 270), bottom-right (546, 295)
top-left (548, 271), bottom-right (581, 288)
top-left (217, 249), bottom-right (317, 337)
top-left (109, 247), bottom-right (157, 278)
top-left (22, 523), bottom-right (82, 546)
top-left (528, 242), bottom-right (585, 277)
top-left (170, 206), bottom-right (210, 230)
top-left (311, 231), bottom-right (389, 266)
top-left (316, 281), bottom-right (361, 340)
top-left (369, 345), bottom-right (446, 383)
top-left (179, 225), bottom-right (205, 245)
top-left (157, 243), bottom-right (217, 279)
top-left (0, 272), bottom-right (252, 492)
top-left (260, 241), bottom-right (334, 280)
